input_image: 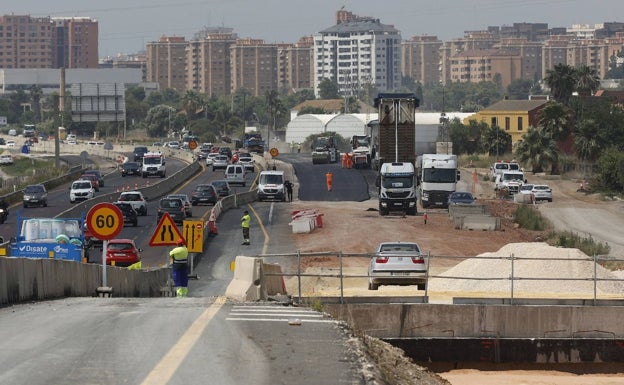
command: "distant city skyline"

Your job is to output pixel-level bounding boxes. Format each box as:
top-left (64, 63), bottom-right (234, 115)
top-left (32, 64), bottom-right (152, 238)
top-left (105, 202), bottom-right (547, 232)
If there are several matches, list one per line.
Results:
top-left (9, 0), bottom-right (624, 57)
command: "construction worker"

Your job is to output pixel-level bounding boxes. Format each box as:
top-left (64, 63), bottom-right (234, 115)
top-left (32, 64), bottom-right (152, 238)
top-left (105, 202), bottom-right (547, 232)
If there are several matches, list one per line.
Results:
top-left (325, 171), bottom-right (333, 192)
top-left (297, 143), bottom-right (301, 153)
top-left (169, 238), bottom-right (189, 297)
top-left (341, 153), bottom-right (348, 168)
top-left (284, 180), bottom-right (294, 202)
top-left (241, 210), bottom-right (251, 245)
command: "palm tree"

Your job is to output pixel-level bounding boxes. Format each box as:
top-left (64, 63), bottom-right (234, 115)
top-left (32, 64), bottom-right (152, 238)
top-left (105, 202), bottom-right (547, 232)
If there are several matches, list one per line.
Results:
top-left (537, 101), bottom-right (572, 141)
top-left (514, 127), bottom-right (559, 173)
top-left (544, 63), bottom-right (577, 106)
top-left (181, 90), bottom-right (205, 119)
top-left (265, 90), bottom-right (282, 147)
top-left (575, 65), bottom-right (600, 97)
top-left (573, 119), bottom-right (602, 161)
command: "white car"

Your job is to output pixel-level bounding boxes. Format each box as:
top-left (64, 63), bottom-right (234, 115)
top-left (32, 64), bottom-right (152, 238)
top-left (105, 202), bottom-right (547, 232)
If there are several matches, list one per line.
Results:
top-left (166, 141), bottom-right (180, 149)
top-left (6, 140), bottom-right (16, 147)
top-left (116, 191), bottom-right (148, 216)
top-left (69, 180), bottom-right (95, 203)
top-left (368, 242), bottom-right (427, 291)
top-left (0, 154), bottom-right (13, 165)
top-left (205, 152), bottom-right (218, 167)
top-left (531, 184), bottom-right (553, 202)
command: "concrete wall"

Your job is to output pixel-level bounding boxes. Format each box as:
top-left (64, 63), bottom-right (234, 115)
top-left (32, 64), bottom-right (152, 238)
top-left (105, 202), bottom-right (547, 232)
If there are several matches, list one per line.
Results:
top-left (322, 303), bottom-right (624, 340)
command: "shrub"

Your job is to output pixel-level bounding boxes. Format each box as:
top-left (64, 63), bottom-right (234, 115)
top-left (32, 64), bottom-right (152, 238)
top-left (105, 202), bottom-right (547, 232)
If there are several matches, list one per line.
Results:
top-left (513, 204), bottom-right (549, 231)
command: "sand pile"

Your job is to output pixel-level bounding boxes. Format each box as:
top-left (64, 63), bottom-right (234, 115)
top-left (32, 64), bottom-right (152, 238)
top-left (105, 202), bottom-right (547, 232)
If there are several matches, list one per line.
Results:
top-left (428, 242), bottom-right (624, 295)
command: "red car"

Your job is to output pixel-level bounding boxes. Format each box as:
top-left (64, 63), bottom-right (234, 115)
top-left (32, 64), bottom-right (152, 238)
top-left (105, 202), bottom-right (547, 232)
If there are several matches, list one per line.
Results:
top-left (80, 173), bottom-right (100, 192)
top-left (106, 239), bottom-right (142, 267)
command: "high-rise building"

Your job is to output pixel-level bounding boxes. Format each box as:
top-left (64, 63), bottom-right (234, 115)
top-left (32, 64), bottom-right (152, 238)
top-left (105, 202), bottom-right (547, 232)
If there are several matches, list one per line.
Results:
top-left (0, 15), bottom-right (54, 69)
top-left (401, 35), bottom-right (442, 86)
top-left (448, 49), bottom-right (522, 88)
top-left (0, 14), bottom-right (98, 70)
top-left (277, 36), bottom-right (313, 92)
top-left (146, 36), bottom-right (187, 92)
top-left (230, 38), bottom-right (278, 97)
top-left (313, 10), bottom-right (402, 97)
top-left (186, 29), bottom-right (237, 97)
top-left (495, 38), bottom-right (543, 82)
top-left (53, 17), bottom-right (99, 68)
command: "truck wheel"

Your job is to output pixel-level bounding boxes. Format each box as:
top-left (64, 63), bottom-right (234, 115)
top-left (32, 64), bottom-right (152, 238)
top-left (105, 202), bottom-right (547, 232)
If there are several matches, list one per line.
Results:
top-left (417, 283), bottom-right (426, 291)
top-left (368, 282), bottom-right (379, 290)
top-left (379, 208), bottom-right (388, 216)
top-left (407, 207), bottom-right (417, 216)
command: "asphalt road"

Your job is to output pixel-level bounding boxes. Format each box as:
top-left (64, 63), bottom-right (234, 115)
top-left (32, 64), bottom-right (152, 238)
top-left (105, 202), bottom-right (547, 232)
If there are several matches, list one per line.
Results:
top-left (0, 151), bottom-right (375, 385)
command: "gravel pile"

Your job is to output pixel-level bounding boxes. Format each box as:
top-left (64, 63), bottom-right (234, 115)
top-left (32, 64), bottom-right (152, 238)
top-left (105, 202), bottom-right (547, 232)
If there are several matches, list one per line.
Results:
top-left (428, 242), bottom-right (624, 295)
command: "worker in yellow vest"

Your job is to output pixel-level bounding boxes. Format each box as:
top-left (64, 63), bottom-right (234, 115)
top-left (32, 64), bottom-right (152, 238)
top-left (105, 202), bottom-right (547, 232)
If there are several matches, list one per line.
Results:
top-left (169, 238), bottom-right (189, 297)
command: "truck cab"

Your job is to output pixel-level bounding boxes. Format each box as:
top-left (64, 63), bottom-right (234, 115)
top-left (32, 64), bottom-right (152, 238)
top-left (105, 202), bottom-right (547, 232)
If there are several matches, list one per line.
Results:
top-left (141, 152), bottom-right (166, 178)
top-left (377, 162), bottom-right (417, 216)
top-left (417, 154), bottom-right (460, 209)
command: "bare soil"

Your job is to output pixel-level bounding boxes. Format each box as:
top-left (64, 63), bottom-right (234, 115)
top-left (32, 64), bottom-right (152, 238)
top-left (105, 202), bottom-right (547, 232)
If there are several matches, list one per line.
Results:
top-left (285, 167), bottom-right (624, 385)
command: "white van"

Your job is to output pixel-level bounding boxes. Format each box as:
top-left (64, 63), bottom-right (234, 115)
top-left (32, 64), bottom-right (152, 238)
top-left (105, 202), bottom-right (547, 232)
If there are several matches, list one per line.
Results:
top-left (256, 170), bottom-right (285, 202)
top-left (224, 164), bottom-right (246, 186)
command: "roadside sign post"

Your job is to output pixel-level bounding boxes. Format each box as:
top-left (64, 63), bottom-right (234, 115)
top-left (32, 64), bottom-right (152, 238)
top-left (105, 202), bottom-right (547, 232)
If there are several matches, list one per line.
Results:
top-left (86, 203), bottom-right (124, 288)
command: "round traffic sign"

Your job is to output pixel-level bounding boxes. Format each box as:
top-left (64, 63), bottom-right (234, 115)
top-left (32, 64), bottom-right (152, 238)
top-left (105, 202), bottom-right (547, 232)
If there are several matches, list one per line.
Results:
top-left (188, 140), bottom-right (198, 150)
top-left (86, 203), bottom-right (124, 240)
top-left (269, 147), bottom-right (279, 158)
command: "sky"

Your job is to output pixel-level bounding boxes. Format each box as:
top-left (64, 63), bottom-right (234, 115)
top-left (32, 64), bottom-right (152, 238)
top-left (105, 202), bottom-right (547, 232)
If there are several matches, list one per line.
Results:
top-left (9, 0), bottom-right (624, 57)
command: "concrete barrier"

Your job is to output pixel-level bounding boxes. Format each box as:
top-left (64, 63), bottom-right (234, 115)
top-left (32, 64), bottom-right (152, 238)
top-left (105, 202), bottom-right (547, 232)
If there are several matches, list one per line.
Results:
top-left (448, 204), bottom-right (488, 217)
top-left (225, 256), bottom-right (264, 301)
top-left (453, 215), bottom-right (501, 230)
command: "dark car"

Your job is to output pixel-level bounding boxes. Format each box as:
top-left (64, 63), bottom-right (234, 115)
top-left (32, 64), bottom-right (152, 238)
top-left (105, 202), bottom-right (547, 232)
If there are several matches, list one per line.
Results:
top-left (23, 184), bottom-right (48, 208)
top-left (133, 146), bottom-right (148, 162)
top-left (113, 201), bottom-right (138, 227)
top-left (157, 197), bottom-right (186, 224)
top-left (190, 184), bottom-right (217, 206)
top-left (218, 146), bottom-right (232, 159)
top-left (83, 169), bottom-right (104, 187)
top-left (211, 180), bottom-right (232, 197)
top-left (448, 192), bottom-right (475, 205)
top-left (120, 161), bottom-right (142, 177)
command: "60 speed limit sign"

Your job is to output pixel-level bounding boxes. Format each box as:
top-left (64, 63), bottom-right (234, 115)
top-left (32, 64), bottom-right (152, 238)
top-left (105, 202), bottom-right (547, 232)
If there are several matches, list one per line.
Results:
top-left (86, 203), bottom-right (124, 240)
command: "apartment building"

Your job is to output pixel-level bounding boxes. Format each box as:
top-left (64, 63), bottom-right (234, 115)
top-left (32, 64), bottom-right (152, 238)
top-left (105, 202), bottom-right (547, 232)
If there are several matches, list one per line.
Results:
top-left (277, 36), bottom-right (313, 91)
top-left (440, 31), bottom-right (500, 84)
top-left (401, 35), bottom-right (442, 85)
top-left (146, 36), bottom-right (187, 92)
top-left (449, 49), bottom-right (522, 89)
top-left (53, 17), bottom-right (99, 68)
top-left (0, 14), bottom-right (98, 70)
top-left (313, 11), bottom-right (401, 97)
top-left (495, 38), bottom-right (543, 82)
top-left (229, 38), bottom-right (278, 97)
top-left (186, 30), bottom-right (237, 97)
top-left (0, 15), bottom-right (54, 69)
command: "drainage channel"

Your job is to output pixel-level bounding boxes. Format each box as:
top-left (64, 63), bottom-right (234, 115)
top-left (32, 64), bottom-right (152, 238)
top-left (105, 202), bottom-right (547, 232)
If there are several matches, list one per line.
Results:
top-left (386, 338), bottom-right (624, 364)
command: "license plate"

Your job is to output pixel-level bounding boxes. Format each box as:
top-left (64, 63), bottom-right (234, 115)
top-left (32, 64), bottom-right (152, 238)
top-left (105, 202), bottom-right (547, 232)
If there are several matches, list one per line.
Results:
top-left (392, 272), bottom-right (410, 276)
top-left (393, 203), bottom-right (403, 206)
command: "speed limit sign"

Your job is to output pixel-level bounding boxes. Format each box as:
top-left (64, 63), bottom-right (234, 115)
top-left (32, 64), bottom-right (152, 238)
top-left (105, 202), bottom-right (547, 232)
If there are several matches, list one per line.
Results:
top-left (86, 203), bottom-right (124, 240)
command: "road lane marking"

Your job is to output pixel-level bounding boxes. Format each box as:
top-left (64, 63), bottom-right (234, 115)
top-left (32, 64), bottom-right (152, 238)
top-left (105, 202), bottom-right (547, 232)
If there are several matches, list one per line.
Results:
top-left (139, 296), bottom-right (226, 385)
top-left (246, 204), bottom-right (270, 254)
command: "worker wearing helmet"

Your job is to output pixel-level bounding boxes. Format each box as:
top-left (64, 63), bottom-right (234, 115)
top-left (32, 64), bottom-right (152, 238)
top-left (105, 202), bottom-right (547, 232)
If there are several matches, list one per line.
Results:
top-left (169, 238), bottom-right (189, 297)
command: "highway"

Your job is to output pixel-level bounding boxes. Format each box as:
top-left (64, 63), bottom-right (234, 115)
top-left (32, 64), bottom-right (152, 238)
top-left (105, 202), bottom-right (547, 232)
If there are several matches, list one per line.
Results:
top-left (0, 151), bottom-right (376, 385)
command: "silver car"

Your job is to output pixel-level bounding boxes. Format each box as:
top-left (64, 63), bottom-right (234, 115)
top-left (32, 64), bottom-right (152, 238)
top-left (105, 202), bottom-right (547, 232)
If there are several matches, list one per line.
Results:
top-left (212, 155), bottom-right (229, 171)
top-left (368, 242), bottom-right (427, 290)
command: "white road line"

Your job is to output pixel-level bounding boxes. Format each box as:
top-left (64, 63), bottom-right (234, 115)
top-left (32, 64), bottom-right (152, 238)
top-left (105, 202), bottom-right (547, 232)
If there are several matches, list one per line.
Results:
top-left (226, 317), bottom-right (336, 323)
top-left (229, 312), bottom-right (323, 317)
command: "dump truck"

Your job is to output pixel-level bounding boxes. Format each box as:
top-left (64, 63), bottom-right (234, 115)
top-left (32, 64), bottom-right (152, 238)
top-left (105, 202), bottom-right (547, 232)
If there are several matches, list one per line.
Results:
top-left (350, 135), bottom-right (371, 169)
top-left (373, 93), bottom-right (419, 215)
top-left (312, 135), bottom-right (339, 164)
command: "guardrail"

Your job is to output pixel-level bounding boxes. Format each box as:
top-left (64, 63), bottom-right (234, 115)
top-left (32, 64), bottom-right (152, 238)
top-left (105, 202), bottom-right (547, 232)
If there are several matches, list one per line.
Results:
top-left (253, 251), bottom-right (624, 305)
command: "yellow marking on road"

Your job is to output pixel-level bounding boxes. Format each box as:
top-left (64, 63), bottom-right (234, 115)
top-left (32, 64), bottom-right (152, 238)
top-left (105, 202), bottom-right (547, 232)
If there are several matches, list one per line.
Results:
top-left (246, 204), bottom-right (270, 255)
top-left (139, 296), bottom-right (226, 385)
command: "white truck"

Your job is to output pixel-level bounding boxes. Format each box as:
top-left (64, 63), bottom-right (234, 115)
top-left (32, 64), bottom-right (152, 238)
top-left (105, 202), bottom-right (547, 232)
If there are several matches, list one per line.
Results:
top-left (494, 170), bottom-right (526, 195)
top-left (377, 162), bottom-right (418, 216)
top-left (416, 154), bottom-right (459, 209)
top-left (141, 151), bottom-right (166, 178)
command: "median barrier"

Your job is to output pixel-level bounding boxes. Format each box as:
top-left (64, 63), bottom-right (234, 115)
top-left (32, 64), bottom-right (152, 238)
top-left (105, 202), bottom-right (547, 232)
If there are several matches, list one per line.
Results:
top-left (453, 215), bottom-right (501, 231)
top-left (448, 204), bottom-right (488, 217)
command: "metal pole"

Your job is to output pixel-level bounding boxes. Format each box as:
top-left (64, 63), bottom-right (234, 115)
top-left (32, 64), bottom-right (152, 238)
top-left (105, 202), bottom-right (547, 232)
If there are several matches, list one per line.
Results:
top-left (593, 253), bottom-right (597, 305)
top-left (510, 253), bottom-right (514, 305)
top-left (394, 100), bottom-right (399, 163)
top-left (339, 252), bottom-right (344, 304)
top-left (297, 250), bottom-right (302, 303)
top-left (101, 240), bottom-right (108, 287)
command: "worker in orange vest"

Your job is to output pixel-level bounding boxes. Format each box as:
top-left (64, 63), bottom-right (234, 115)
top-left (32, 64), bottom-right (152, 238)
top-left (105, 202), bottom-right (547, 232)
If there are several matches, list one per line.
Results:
top-left (341, 153), bottom-right (348, 168)
top-left (325, 171), bottom-right (333, 191)
top-left (346, 153), bottom-right (353, 169)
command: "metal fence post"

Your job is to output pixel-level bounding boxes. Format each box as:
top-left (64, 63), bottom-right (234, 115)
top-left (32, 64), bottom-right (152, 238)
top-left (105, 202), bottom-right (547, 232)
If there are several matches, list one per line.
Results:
top-left (297, 250), bottom-right (302, 302)
top-left (510, 253), bottom-right (515, 305)
top-left (339, 251), bottom-right (344, 304)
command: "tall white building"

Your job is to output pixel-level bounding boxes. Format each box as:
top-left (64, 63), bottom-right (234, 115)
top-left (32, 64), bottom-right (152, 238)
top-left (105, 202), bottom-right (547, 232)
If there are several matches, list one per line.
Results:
top-left (313, 13), bottom-right (402, 98)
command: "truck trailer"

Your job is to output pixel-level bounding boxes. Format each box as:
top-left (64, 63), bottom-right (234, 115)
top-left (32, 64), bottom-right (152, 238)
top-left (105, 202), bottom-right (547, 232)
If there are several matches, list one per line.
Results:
top-left (373, 93), bottom-right (419, 215)
top-left (416, 154), bottom-right (459, 209)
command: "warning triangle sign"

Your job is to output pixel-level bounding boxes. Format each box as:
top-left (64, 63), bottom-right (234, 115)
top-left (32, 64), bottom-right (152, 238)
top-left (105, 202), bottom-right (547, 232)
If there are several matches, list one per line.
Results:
top-left (149, 212), bottom-right (185, 246)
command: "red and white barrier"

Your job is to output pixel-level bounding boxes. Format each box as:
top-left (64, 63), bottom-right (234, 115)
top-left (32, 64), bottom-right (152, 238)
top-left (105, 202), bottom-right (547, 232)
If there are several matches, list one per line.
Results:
top-left (289, 209), bottom-right (324, 233)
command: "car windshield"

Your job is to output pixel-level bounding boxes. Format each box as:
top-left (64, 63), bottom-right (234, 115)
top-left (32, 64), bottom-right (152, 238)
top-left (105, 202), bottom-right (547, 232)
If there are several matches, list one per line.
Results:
top-left (73, 182), bottom-right (91, 189)
top-left (381, 176), bottom-right (414, 188)
top-left (161, 199), bottom-right (181, 208)
top-left (25, 186), bottom-right (44, 193)
top-left (120, 193), bottom-right (141, 201)
top-left (143, 156), bottom-right (162, 165)
top-left (196, 185), bottom-right (213, 192)
top-left (123, 162), bottom-right (139, 168)
top-left (169, 195), bottom-right (188, 202)
top-left (259, 174), bottom-right (283, 184)
top-left (452, 193), bottom-right (472, 200)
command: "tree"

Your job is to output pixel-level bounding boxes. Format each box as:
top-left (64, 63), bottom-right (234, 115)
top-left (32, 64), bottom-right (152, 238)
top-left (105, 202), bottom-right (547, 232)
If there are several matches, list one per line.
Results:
top-left (595, 146), bottom-right (624, 192)
top-left (298, 106), bottom-right (326, 115)
top-left (544, 63), bottom-right (577, 105)
top-left (506, 79), bottom-right (534, 100)
top-left (574, 119), bottom-right (602, 162)
top-left (482, 125), bottom-right (512, 157)
top-left (448, 118), bottom-right (490, 155)
top-left (575, 65), bottom-right (600, 97)
top-left (181, 90), bottom-right (205, 119)
top-left (537, 101), bottom-right (572, 142)
top-left (29, 85), bottom-right (43, 123)
top-left (265, 90), bottom-right (283, 140)
top-left (514, 127), bottom-right (559, 173)
top-left (143, 105), bottom-right (175, 138)
top-left (318, 78), bottom-right (339, 99)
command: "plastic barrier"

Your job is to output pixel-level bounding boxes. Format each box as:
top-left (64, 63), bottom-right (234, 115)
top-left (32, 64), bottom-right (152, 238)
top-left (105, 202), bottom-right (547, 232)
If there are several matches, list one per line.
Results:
top-left (224, 256), bottom-right (264, 301)
top-left (289, 209), bottom-right (324, 233)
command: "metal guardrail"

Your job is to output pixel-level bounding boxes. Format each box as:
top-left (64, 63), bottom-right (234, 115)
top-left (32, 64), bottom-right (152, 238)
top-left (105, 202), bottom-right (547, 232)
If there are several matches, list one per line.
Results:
top-left (254, 251), bottom-right (624, 305)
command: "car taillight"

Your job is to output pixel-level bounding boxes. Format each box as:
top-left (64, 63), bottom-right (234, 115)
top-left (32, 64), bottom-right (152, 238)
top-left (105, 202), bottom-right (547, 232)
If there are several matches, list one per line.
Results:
top-left (375, 256), bottom-right (389, 263)
top-left (412, 256), bottom-right (424, 264)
